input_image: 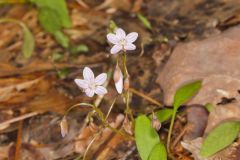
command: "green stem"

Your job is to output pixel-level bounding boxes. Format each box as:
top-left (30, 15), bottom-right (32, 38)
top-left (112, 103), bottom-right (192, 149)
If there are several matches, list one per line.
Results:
top-left (167, 107), bottom-right (177, 153)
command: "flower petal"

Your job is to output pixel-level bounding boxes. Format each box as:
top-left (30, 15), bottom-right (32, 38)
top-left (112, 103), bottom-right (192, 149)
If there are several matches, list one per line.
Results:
top-left (83, 67), bottom-right (94, 82)
top-left (124, 43), bottom-right (136, 51)
top-left (74, 79), bottom-right (88, 89)
top-left (107, 33), bottom-right (119, 44)
top-left (115, 28), bottom-right (126, 38)
top-left (115, 74), bottom-right (123, 94)
top-left (95, 73), bottom-right (107, 85)
top-left (85, 88), bottom-right (95, 97)
top-left (95, 86), bottom-right (107, 95)
top-left (111, 44), bottom-right (122, 54)
top-left (126, 32), bottom-right (138, 43)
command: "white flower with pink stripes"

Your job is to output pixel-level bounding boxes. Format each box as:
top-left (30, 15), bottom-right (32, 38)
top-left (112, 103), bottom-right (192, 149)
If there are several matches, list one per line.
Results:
top-left (74, 67), bottom-right (107, 97)
top-left (107, 28), bottom-right (138, 54)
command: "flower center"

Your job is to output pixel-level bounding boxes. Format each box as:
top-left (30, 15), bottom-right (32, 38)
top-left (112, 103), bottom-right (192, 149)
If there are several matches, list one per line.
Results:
top-left (119, 39), bottom-right (127, 46)
top-left (88, 83), bottom-right (96, 90)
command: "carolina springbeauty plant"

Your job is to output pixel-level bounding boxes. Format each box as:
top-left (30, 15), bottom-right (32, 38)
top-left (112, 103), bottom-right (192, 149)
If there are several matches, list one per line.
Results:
top-left (60, 27), bottom-right (138, 159)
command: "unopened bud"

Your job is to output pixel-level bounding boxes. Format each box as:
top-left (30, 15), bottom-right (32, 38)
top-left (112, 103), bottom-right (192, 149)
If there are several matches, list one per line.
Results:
top-left (113, 63), bottom-right (123, 94)
top-left (113, 63), bottom-right (122, 82)
top-left (123, 116), bottom-right (133, 135)
top-left (151, 114), bottom-right (161, 131)
top-left (124, 77), bottom-right (130, 91)
top-left (60, 116), bottom-right (68, 137)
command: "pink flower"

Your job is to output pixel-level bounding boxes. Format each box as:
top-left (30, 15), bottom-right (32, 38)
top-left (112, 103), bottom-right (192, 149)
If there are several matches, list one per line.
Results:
top-left (107, 28), bottom-right (138, 54)
top-left (74, 67), bottom-right (107, 97)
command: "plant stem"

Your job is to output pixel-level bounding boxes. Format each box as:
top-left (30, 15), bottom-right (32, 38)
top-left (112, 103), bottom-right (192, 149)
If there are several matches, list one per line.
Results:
top-left (167, 108), bottom-right (177, 153)
top-left (121, 51), bottom-right (134, 123)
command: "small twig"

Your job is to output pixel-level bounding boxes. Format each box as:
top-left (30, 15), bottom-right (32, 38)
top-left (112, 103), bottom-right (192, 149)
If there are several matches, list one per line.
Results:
top-left (105, 97), bottom-right (117, 120)
top-left (129, 88), bottom-right (163, 107)
top-left (0, 112), bottom-right (40, 130)
top-left (76, 0), bottom-right (90, 9)
top-left (171, 126), bottom-right (188, 149)
top-left (15, 121), bottom-right (23, 160)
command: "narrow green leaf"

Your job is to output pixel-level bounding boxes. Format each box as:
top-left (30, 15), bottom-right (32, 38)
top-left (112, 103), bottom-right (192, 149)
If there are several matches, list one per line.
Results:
top-left (137, 13), bottom-right (152, 30)
top-left (155, 109), bottom-right (173, 123)
top-left (22, 25), bottom-right (35, 58)
top-left (200, 121), bottom-right (240, 157)
top-left (70, 44), bottom-right (89, 54)
top-left (135, 115), bottom-right (160, 160)
top-left (38, 8), bottom-right (62, 33)
top-left (0, 19), bottom-right (35, 59)
top-left (30, 0), bottom-right (71, 27)
top-left (53, 31), bottom-right (69, 48)
top-left (173, 80), bottom-right (202, 108)
top-left (148, 143), bottom-right (167, 160)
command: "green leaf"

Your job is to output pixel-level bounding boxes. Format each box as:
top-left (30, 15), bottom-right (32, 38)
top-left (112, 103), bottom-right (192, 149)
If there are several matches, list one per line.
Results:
top-left (0, 18), bottom-right (35, 59)
top-left (22, 24), bottom-right (35, 58)
top-left (30, 0), bottom-right (71, 27)
top-left (52, 52), bottom-right (64, 62)
top-left (200, 121), bottom-right (240, 157)
top-left (167, 80), bottom-right (202, 151)
top-left (38, 8), bottom-right (62, 33)
top-left (155, 109), bottom-right (173, 123)
top-left (53, 31), bottom-right (69, 48)
top-left (57, 68), bottom-right (70, 79)
top-left (70, 44), bottom-right (89, 54)
top-left (205, 103), bottom-right (214, 112)
top-left (148, 143), bottom-right (167, 160)
top-left (173, 80), bottom-right (202, 108)
top-left (135, 115), bottom-right (160, 160)
top-left (137, 13), bottom-right (152, 30)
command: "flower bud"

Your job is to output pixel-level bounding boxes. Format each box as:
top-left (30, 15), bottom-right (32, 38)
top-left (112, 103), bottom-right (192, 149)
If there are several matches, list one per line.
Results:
top-left (113, 64), bottom-right (123, 94)
top-left (124, 76), bottom-right (130, 91)
top-left (123, 116), bottom-right (133, 135)
top-left (60, 116), bottom-right (68, 137)
top-left (151, 114), bottom-right (161, 131)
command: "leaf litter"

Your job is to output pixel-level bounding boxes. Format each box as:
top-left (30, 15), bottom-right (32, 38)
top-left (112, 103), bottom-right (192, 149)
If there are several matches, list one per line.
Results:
top-left (1, 0), bottom-right (240, 159)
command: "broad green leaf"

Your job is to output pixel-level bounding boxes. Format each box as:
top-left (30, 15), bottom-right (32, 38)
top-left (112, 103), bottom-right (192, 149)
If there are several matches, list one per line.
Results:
top-left (173, 80), bottom-right (202, 108)
top-left (137, 13), bottom-right (152, 30)
top-left (148, 143), bottom-right (167, 160)
top-left (0, 18), bottom-right (35, 58)
top-left (30, 0), bottom-right (71, 27)
top-left (167, 80), bottom-right (202, 151)
top-left (53, 31), bottom-right (69, 48)
top-left (135, 115), bottom-right (160, 160)
top-left (38, 8), bottom-right (62, 33)
top-left (200, 121), bottom-right (240, 157)
top-left (155, 109), bottom-right (173, 123)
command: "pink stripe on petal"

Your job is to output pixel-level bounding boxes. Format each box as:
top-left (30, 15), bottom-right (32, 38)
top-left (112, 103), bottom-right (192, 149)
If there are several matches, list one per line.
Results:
top-left (126, 32), bottom-right (138, 43)
top-left (95, 73), bottom-right (107, 85)
top-left (85, 88), bottom-right (95, 97)
top-left (115, 28), bottom-right (126, 38)
top-left (95, 86), bottom-right (107, 95)
top-left (111, 44), bottom-right (122, 54)
top-left (83, 67), bottom-right (95, 82)
top-left (124, 43), bottom-right (136, 50)
top-left (107, 33), bottom-right (119, 44)
top-left (74, 79), bottom-right (88, 89)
